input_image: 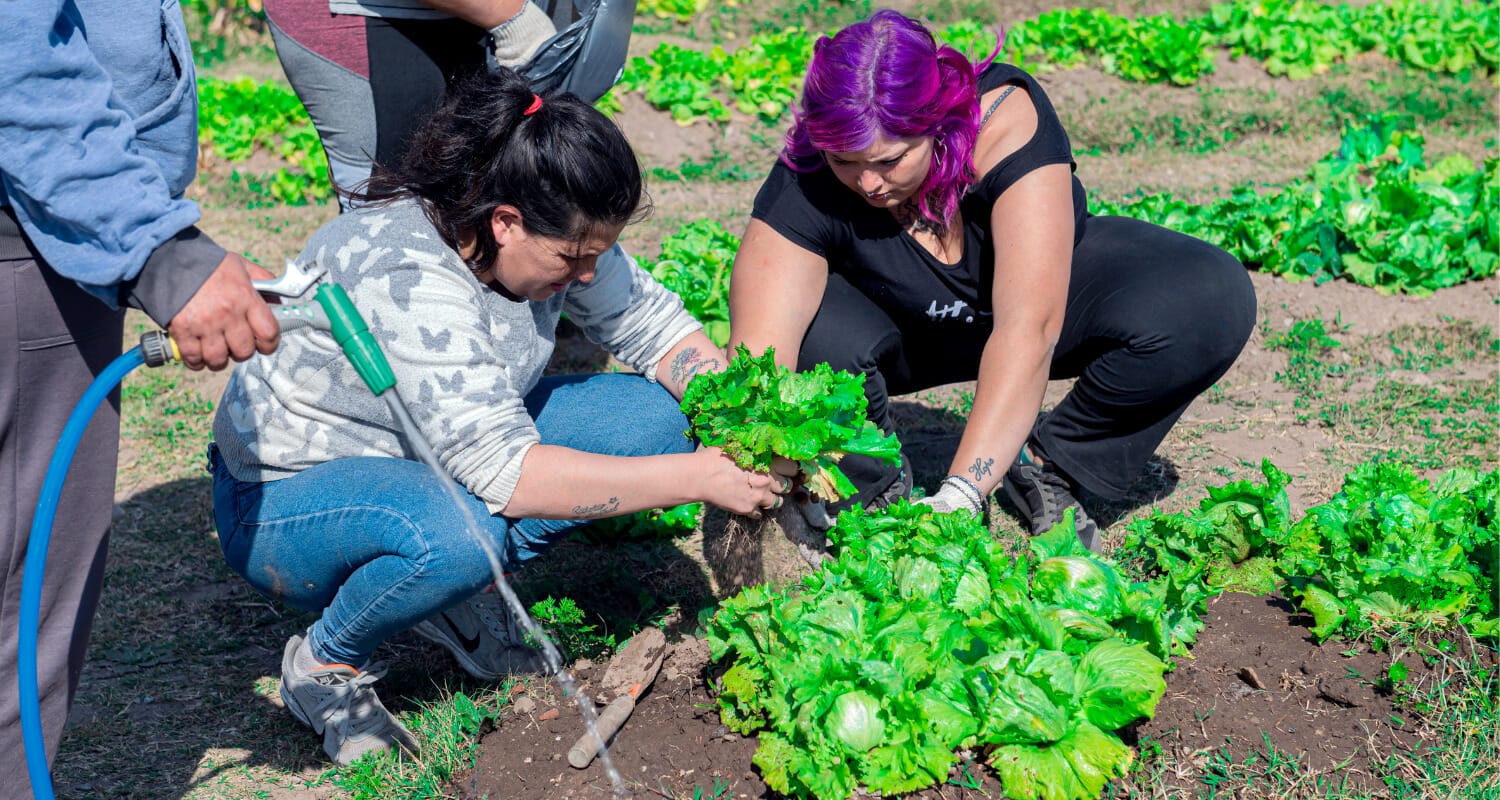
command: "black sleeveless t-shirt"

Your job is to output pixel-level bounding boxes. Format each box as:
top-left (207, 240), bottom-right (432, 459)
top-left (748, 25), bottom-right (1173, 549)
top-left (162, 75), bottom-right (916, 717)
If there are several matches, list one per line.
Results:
top-left (751, 63), bottom-right (1088, 333)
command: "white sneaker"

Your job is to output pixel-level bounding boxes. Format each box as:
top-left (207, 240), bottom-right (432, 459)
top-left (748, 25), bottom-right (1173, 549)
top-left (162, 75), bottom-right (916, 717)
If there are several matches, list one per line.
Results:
top-left (279, 633), bottom-right (418, 766)
top-left (412, 589), bottom-right (546, 680)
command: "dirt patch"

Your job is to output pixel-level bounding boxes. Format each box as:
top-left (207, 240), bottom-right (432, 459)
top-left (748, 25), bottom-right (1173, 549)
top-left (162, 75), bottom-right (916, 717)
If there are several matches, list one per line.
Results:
top-left (457, 651), bottom-right (767, 800)
top-left (1126, 592), bottom-right (1427, 794)
top-left (457, 591), bottom-right (1458, 800)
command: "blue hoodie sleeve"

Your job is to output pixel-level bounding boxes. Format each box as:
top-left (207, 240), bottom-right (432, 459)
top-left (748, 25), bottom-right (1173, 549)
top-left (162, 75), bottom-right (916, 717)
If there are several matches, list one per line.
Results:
top-left (0, 0), bottom-right (221, 323)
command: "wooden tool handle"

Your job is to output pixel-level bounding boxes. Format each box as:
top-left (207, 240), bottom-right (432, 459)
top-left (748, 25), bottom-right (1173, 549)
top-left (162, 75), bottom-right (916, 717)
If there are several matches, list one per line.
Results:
top-left (567, 693), bottom-right (637, 769)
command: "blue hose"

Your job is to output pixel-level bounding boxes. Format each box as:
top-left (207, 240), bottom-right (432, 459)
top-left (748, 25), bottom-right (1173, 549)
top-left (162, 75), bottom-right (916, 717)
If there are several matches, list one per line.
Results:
top-left (20, 345), bottom-right (147, 800)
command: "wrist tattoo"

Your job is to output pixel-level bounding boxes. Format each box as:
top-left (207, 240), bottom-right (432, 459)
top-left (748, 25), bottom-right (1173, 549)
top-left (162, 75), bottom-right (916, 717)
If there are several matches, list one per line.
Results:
top-left (668, 347), bottom-right (721, 388)
top-left (967, 457), bottom-right (996, 483)
top-left (571, 496), bottom-right (621, 518)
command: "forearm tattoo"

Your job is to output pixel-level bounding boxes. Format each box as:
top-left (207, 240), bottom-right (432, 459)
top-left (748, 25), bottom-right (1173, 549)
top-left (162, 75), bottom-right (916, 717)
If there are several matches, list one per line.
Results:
top-left (968, 457), bottom-right (996, 484)
top-left (572, 496), bottom-right (622, 518)
top-left (668, 346), bottom-right (723, 389)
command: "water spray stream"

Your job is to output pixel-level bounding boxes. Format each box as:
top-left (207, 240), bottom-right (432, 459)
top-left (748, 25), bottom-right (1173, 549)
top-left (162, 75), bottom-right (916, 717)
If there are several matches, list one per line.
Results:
top-left (382, 391), bottom-right (630, 798)
top-left (307, 274), bottom-right (628, 795)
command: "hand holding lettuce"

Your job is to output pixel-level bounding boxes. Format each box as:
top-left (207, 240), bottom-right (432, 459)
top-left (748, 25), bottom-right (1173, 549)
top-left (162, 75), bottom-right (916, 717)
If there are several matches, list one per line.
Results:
top-left (681, 345), bottom-right (902, 501)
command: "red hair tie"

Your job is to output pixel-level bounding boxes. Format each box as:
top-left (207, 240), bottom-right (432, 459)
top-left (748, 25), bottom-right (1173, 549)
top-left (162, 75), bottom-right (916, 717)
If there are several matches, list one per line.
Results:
top-left (523, 94), bottom-right (543, 115)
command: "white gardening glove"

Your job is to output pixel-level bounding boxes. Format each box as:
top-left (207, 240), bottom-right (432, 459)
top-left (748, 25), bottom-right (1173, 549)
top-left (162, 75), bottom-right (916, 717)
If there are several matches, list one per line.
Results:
top-left (914, 476), bottom-right (985, 518)
top-left (489, 1), bottom-right (556, 69)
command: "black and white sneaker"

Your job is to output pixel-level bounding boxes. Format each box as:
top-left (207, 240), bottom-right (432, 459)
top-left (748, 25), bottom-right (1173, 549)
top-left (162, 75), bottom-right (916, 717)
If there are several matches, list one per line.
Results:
top-left (412, 590), bottom-right (545, 680)
top-left (1003, 450), bottom-right (1103, 552)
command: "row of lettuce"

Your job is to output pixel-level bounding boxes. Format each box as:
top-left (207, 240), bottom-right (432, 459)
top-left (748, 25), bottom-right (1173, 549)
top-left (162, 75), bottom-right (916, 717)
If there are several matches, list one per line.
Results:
top-left (605, 0), bottom-right (1497, 125)
top-left (196, 76), bottom-right (330, 205)
top-left (684, 349), bottom-right (1498, 800)
top-left (1089, 115), bottom-right (1499, 294)
top-left (194, 0), bottom-right (1495, 204)
top-left (638, 118), bottom-right (1493, 328)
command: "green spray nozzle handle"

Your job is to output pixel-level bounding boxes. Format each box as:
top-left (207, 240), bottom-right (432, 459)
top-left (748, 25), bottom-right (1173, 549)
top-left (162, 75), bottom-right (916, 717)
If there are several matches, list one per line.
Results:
top-left (314, 283), bottom-right (397, 396)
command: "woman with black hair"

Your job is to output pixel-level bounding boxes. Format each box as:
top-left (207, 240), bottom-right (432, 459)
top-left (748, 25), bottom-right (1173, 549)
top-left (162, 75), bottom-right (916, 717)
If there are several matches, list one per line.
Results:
top-left (207, 68), bottom-right (790, 765)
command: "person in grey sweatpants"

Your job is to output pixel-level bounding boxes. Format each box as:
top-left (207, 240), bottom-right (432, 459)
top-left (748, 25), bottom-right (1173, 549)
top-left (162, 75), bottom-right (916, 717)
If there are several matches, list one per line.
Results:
top-left (0, 2), bottom-right (280, 795)
top-left (263, 0), bottom-right (560, 210)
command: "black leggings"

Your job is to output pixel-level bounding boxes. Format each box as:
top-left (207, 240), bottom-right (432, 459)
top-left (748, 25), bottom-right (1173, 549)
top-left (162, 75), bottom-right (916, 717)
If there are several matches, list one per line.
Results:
top-left (365, 17), bottom-right (490, 170)
top-left (799, 214), bottom-right (1256, 504)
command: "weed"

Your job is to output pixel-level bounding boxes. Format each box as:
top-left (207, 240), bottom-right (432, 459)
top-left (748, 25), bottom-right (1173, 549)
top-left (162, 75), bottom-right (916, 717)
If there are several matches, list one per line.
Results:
top-left (335, 683), bottom-right (513, 799)
top-left (680, 777), bottom-right (731, 799)
top-left (1264, 314), bottom-right (1348, 404)
top-left (648, 148), bottom-right (765, 183)
top-left (1386, 319), bottom-right (1495, 372)
top-left (947, 755), bottom-right (983, 789)
top-left (527, 596), bottom-right (619, 661)
top-left (120, 365), bottom-right (216, 474)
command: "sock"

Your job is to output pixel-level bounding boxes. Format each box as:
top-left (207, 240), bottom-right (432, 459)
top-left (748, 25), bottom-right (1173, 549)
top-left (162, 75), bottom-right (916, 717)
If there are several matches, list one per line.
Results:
top-left (1019, 439), bottom-right (1046, 468)
top-left (296, 632), bottom-right (367, 674)
top-left (293, 635), bottom-right (330, 674)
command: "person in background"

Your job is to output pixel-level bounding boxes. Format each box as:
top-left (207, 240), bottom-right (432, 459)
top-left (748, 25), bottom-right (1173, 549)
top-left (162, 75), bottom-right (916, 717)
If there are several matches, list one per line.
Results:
top-left (263, 0), bottom-right (622, 210)
top-left (728, 10), bottom-right (1256, 549)
top-left (0, 1), bottom-right (280, 794)
top-left (208, 69), bottom-right (793, 766)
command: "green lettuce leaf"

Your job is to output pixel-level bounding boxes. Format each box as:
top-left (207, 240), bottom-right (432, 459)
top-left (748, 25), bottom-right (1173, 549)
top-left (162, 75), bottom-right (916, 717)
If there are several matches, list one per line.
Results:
top-left (990, 720), bottom-right (1133, 800)
top-left (1075, 640), bottom-right (1168, 731)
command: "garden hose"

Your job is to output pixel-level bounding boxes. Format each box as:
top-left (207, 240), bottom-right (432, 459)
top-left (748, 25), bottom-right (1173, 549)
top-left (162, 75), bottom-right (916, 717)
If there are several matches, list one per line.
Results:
top-left (19, 343), bottom-right (145, 800)
top-left (20, 285), bottom-right (396, 800)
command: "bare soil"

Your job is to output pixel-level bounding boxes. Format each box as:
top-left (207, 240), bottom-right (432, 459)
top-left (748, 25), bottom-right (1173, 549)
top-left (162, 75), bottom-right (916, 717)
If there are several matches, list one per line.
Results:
top-left (456, 593), bottom-right (1474, 800)
top-left (1125, 593), bottom-right (1430, 795)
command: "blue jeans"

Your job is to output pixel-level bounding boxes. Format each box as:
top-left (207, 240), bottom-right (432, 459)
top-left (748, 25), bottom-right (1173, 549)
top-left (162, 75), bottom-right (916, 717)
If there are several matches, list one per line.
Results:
top-left (209, 374), bottom-right (692, 666)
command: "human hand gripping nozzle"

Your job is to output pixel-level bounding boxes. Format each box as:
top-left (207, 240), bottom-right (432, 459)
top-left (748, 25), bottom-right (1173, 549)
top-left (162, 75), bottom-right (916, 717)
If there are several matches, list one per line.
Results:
top-left (138, 259), bottom-right (396, 395)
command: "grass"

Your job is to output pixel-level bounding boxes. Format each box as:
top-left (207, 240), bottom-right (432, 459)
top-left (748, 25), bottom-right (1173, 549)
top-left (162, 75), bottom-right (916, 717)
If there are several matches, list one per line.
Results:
top-left (1258, 313), bottom-right (1499, 471)
top-left (647, 147), bottom-right (768, 183)
top-left (335, 684), bottom-right (514, 800)
top-left (118, 322), bottom-right (219, 477)
top-left (1067, 63), bottom-right (1497, 158)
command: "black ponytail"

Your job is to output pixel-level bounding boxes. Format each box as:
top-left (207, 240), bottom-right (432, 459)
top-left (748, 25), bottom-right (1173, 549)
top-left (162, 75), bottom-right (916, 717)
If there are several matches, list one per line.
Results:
top-left (351, 68), bottom-right (647, 274)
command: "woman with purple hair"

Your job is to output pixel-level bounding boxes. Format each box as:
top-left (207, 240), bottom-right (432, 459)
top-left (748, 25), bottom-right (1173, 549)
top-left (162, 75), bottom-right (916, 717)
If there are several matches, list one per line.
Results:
top-left (728, 9), bottom-right (1255, 550)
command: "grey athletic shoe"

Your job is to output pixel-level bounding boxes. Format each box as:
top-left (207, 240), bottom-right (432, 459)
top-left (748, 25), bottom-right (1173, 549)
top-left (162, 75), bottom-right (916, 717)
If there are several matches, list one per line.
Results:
top-left (412, 590), bottom-right (546, 680)
top-left (867, 468), bottom-right (913, 512)
top-left (795, 494), bottom-right (835, 532)
top-left (279, 633), bottom-right (418, 767)
top-left (1003, 456), bottom-right (1103, 552)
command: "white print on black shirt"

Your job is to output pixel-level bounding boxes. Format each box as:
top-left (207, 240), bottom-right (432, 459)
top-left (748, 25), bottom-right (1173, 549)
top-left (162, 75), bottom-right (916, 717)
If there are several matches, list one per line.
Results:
top-left (927, 298), bottom-right (982, 324)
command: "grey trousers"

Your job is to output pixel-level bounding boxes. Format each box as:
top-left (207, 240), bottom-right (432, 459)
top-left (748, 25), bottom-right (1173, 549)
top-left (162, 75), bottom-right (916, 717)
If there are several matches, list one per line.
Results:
top-left (268, 18), bottom-right (377, 211)
top-left (1, 224), bottom-right (124, 798)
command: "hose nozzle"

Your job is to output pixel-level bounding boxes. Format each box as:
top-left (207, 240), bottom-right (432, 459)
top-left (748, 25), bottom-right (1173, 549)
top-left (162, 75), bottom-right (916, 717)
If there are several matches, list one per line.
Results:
top-left (315, 283), bottom-right (396, 396)
top-left (139, 331), bottom-right (179, 367)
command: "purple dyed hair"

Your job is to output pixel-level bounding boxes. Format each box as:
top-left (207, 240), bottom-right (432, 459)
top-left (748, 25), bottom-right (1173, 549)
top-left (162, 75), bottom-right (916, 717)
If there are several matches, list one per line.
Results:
top-left (783, 10), bottom-right (1001, 228)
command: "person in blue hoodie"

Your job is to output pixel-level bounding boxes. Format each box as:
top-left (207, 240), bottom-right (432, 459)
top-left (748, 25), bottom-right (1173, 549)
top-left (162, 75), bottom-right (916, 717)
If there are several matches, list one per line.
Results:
top-left (0, 1), bottom-right (281, 789)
